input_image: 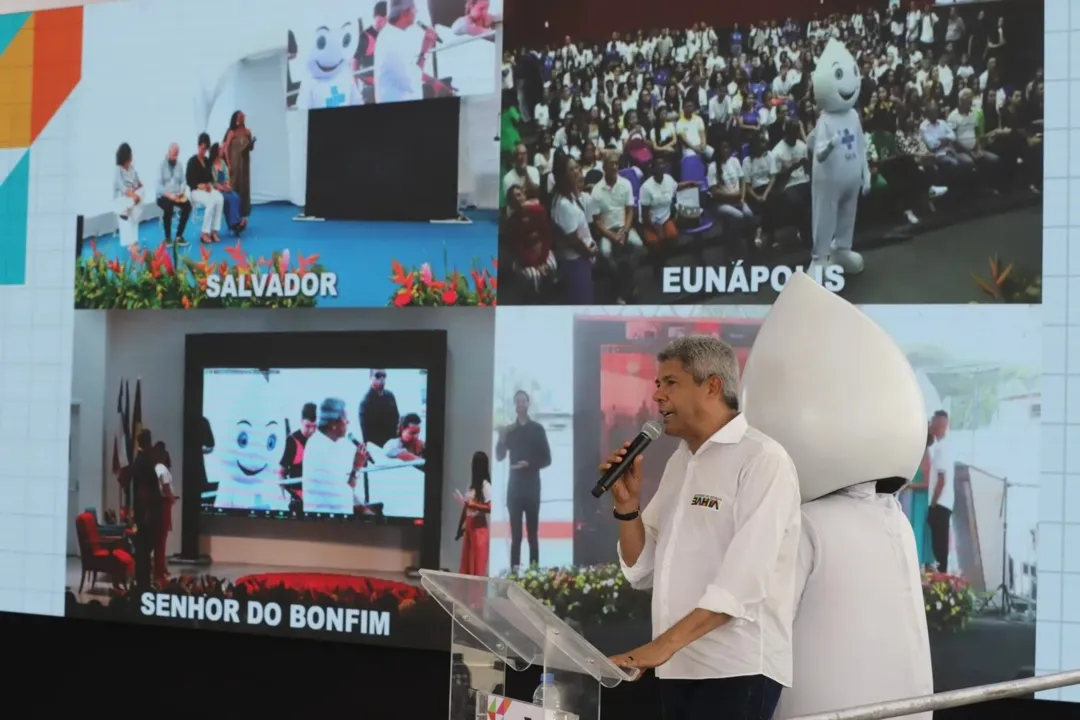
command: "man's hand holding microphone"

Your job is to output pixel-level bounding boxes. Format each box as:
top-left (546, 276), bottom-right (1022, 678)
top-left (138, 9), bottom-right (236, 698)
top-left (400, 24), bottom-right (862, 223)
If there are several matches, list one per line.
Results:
top-left (602, 441), bottom-right (643, 515)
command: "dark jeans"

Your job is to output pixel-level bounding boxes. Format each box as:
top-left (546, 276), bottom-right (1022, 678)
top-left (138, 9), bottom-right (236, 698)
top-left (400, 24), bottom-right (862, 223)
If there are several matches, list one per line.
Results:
top-left (507, 484), bottom-right (540, 569)
top-left (928, 504), bottom-right (952, 573)
top-left (157, 196), bottom-right (192, 239)
top-left (659, 675), bottom-right (783, 720)
top-left (133, 527), bottom-right (156, 589)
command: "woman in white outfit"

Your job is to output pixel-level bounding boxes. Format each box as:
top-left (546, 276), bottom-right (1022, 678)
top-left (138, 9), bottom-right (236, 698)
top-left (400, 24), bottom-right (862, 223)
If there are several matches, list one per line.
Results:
top-left (113, 143), bottom-right (143, 247)
top-left (185, 132), bottom-right (225, 244)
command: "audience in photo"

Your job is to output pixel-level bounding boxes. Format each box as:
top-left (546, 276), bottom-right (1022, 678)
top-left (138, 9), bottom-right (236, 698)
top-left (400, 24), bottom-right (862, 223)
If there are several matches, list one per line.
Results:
top-left (499, 1), bottom-right (1043, 304)
top-left (209, 144), bottom-right (244, 234)
top-left (110, 108), bottom-right (256, 248)
top-left (156, 143), bottom-right (192, 248)
top-left (186, 132), bottom-right (226, 245)
top-left (113, 142), bottom-right (144, 248)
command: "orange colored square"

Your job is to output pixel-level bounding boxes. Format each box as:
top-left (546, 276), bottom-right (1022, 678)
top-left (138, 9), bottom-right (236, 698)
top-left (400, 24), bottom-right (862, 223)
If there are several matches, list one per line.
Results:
top-left (0, 102), bottom-right (31, 148)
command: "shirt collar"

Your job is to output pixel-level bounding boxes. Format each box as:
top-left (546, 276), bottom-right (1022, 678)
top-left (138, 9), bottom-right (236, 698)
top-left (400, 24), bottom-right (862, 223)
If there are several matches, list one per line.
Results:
top-left (688, 413), bottom-right (749, 454)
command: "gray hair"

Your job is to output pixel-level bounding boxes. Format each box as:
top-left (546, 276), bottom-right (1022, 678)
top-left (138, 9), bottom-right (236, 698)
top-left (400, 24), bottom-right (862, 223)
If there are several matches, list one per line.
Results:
top-left (958, 88), bottom-right (973, 102)
top-left (656, 335), bottom-right (740, 411)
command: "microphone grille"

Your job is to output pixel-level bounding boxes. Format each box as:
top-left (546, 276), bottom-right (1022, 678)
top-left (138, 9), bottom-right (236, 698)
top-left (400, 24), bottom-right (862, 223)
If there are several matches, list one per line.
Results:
top-left (641, 421), bottom-right (663, 440)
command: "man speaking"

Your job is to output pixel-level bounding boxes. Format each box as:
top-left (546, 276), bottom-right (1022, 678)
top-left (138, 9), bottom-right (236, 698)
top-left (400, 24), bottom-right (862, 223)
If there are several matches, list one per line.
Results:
top-left (375, 0), bottom-right (440, 103)
top-left (606, 336), bottom-right (801, 720)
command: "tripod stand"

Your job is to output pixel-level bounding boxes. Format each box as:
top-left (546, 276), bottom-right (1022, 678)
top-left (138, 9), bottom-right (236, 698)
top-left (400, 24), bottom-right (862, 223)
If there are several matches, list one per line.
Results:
top-left (979, 476), bottom-right (1014, 616)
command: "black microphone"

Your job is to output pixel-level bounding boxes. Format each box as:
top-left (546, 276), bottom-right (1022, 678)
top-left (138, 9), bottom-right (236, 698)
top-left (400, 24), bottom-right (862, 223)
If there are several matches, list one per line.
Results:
top-left (592, 421), bottom-right (663, 499)
top-left (348, 433), bottom-right (376, 463)
top-left (417, 21), bottom-right (444, 43)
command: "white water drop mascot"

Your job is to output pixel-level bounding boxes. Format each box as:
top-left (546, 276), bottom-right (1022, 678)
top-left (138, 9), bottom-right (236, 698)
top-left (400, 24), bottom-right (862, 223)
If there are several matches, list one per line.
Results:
top-left (741, 272), bottom-right (933, 720)
top-left (204, 371), bottom-right (291, 513)
top-left (297, 18), bottom-right (363, 110)
top-left (809, 39), bottom-right (870, 279)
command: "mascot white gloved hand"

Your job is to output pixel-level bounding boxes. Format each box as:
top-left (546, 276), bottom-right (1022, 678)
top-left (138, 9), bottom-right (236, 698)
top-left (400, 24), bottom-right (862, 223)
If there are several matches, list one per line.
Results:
top-left (809, 39), bottom-right (870, 278)
top-left (298, 19), bottom-right (363, 110)
top-left (741, 272), bottom-right (933, 720)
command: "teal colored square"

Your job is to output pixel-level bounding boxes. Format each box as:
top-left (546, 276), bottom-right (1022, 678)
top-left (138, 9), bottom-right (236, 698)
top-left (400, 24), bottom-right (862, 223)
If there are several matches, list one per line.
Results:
top-left (0, 12), bottom-right (30, 57)
top-left (0, 149), bottom-right (30, 286)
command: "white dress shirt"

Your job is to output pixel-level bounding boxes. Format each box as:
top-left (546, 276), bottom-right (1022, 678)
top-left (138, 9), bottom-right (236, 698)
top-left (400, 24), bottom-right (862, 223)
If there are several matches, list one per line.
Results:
top-left (301, 430), bottom-right (358, 514)
top-left (619, 414), bottom-right (801, 684)
top-left (775, 483), bottom-right (932, 719)
top-left (929, 438), bottom-right (954, 510)
top-left (374, 23), bottom-right (424, 103)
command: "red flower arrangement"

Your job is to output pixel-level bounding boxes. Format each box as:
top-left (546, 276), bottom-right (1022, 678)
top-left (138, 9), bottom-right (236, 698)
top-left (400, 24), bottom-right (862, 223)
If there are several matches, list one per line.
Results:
top-left (388, 258), bottom-right (498, 307)
top-left (922, 570), bottom-right (978, 633)
top-left (75, 240), bottom-right (328, 309)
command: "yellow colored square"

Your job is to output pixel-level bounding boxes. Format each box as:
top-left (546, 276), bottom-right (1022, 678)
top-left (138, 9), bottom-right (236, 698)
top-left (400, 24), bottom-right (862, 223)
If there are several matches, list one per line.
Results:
top-left (0, 103), bottom-right (31, 148)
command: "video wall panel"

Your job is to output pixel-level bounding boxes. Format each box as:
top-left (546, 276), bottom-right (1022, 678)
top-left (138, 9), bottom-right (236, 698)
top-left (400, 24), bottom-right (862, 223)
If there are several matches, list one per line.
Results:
top-left (0, 0), bottom-right (1075, 708)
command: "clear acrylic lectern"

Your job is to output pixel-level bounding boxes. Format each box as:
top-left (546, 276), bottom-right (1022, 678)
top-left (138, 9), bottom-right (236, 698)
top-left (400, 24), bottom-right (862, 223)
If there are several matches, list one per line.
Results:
top-left (420, 570), bottom-right (640, 720)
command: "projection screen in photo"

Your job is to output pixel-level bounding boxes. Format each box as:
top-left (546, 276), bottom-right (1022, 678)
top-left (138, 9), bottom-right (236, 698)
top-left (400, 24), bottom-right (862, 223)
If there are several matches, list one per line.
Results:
top-left (201, 367), bottom-right (428, 519)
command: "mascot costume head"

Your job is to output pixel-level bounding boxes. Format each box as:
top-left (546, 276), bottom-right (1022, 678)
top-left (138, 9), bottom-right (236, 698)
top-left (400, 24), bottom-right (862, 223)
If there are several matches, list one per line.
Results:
top-left (741, 272), bottom-right (935, 720)
top-left (296, 6), bottom-right (363, 109)
top-left (808, 38), bottom-right (868, 277)
top-left (812, 38), bottom-right (861, 115)
top-left (741, 272), bottom-right (926, 500)
top-left (204, 371), bottom-right (288, 511)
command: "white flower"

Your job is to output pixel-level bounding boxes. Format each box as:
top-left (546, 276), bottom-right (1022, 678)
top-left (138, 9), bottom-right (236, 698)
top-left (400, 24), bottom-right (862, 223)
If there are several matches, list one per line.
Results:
top-left (935, 601), bottom-right (942, 611)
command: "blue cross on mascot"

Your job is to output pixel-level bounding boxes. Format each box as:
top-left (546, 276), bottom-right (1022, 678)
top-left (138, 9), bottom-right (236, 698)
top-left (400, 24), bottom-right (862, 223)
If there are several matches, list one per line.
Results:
top-left (809, 38), bottom-right (870, 279)
top-left (327, 86), bottom-right (347, 108)
top-left (840, 129), bottom-right (856, 151)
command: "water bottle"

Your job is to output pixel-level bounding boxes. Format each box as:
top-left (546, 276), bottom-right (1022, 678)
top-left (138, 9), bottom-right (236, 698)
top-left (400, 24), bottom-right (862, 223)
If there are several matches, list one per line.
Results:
top-left (532, 673), bottom-right (563, 710)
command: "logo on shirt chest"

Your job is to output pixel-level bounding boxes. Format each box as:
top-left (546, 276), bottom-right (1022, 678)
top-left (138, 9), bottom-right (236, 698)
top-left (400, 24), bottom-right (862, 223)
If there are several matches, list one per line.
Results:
top-left (689, 493), bottom-right (722, 510)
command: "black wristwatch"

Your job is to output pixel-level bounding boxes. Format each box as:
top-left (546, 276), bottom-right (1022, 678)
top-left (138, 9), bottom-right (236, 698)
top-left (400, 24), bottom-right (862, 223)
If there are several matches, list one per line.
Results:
top-left (613, 506), bottom-right (640, 521)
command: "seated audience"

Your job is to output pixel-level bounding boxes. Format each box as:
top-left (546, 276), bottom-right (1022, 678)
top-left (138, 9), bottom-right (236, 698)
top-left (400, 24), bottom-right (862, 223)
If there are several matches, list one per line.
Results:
top-left (114, 142), bottom-right (143, 248)
top-left (185, 132), bottom-right (225, 245)
top-left (549, 151), bottom-right (598, 303)
top-left (640, 158), bottom-right (698, 247)
top-left (501, 4), bottom-right (1039, 290)
top-left (707, 139), bottom-right (754, 226)
top-left (768, 119), bottom-right (813, 245)
top-left (504, 185), bottom-right (558, 300)
top-left (210, 143), bottom-right (243, 234)
top-left (591, 152), bottom-right (643, 303)
top-left (156, 143), bottom-right (191, 248)
top-left (504, 142), bottom-right (542, 200)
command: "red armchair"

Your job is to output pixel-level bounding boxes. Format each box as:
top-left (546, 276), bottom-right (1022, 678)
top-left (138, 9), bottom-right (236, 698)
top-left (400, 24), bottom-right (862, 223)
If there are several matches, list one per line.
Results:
top-left (74, 511), bottom-right (134, 593)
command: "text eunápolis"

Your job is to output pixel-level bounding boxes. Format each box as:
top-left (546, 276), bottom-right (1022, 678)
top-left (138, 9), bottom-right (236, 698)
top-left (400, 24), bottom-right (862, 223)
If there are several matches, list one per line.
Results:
top-left (204, 272), bottom-right (339, 299)
top-left (662, 262), bottom-right (845, 295)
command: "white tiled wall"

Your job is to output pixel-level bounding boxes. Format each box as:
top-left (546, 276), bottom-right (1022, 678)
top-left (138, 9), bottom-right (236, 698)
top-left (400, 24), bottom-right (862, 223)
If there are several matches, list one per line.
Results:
top-left (0, 63), bottom-right (75, 617)
top-left (1038, 0), bottom-right (1080, 703)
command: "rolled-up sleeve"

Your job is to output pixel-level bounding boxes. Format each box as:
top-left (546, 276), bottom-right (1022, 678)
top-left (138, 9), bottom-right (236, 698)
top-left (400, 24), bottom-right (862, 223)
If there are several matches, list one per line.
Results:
top-left (618, 504), bottom-right (660, 590)
top-left (697, 449), bottom-right (800, 621)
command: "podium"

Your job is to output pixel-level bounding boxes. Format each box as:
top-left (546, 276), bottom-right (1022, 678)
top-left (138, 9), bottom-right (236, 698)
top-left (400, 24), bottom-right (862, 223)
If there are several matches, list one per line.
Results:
top-left (421, 570), bottom-right (640, 720)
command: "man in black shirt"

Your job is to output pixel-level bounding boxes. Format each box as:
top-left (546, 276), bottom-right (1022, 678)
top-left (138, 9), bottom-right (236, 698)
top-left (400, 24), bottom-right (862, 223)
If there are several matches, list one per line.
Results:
top-left (185, 132), bottom-right (224, 244)
top-left (355, 1), bottom-right (388, 104)
top-left (359, 369), bottom-right (400, 448)
top-left (280, 402), bottom-right (318, 478)
top-left (130, 429), bottom-right (162, 589)
top-left (495, 390), bottom-right (551, 570)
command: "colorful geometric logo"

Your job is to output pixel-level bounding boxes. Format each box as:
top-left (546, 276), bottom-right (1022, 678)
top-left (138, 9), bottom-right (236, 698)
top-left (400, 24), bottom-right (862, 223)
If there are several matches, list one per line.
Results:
top-left (487, 695), bottom-right (512, 719)
top-left (0, 7), bottom-right (82, 285)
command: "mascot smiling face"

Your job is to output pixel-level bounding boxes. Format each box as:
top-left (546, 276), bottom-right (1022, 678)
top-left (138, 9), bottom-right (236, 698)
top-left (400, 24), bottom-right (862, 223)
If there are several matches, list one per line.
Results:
top-left (812, 39), bottom-right (861, 114)
top-left (307, 20), bottom-right (359, 80)
top-left (204, 371), bottom-right (285, 510)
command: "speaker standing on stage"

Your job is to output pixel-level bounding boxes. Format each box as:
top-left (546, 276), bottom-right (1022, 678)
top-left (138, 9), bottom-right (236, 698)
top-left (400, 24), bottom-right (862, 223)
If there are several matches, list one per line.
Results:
top-left (131, 429), bottom-right (163, 589)
top-left (606, 336), bottom-right (800, 720)
top-left (495, 390), bottom-right (551, 571)
top-left (375, 0), bottom-right (440, 104)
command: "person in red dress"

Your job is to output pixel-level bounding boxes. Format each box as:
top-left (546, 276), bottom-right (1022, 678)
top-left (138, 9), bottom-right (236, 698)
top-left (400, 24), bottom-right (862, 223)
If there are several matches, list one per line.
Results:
top-left (455, 451), bottom-right (492, 576)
